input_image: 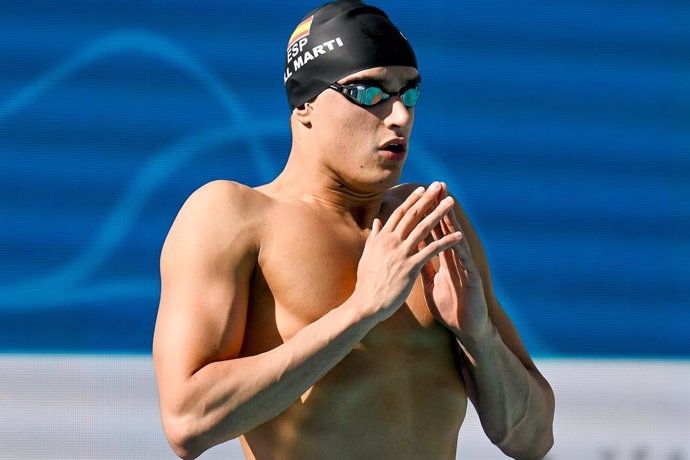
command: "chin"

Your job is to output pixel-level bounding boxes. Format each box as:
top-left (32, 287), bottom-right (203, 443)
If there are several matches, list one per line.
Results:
top-left (361, 169), bottom-right (403, 191)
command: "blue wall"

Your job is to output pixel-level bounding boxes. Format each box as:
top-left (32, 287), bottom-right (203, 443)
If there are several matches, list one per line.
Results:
top-left (1, 0), bottom-right (688, 357)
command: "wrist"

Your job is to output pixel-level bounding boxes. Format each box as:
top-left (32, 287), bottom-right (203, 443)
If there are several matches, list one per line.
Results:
top-left (453, 313), bottom-right (493, 343)
top-left (454, 320), bottom-right (498, 367)
top-left (346, 288), bottom-right (387, 323)
top-left (458, 320), bottom-right (497, 345)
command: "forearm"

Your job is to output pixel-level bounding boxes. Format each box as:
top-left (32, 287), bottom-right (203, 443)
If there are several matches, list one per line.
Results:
top-left (167, 296), bottom-right (382, 459)
top-left (458, 325), bottom-right (555, 459)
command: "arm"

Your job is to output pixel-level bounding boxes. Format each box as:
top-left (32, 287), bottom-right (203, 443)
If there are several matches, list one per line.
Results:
top-left (454, 211), bottom-right (555, 459)
top-left (421, 184), bottom-right (555, 459)
top-left (153, 181), bottom-right (461, 459)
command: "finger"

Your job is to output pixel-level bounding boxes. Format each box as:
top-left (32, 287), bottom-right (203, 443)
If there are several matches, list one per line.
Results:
top-left (443, 211), bottom-right (474, 264)
top-left (435, 186), bottom-right (460, 237)
top-left (423, 181), bottom-right (447, 226)
top-left (450, 242), bottom-right (483, 289)
top-left (431, 226), bottom-right (445, 260)
top-left (439, 228), bottom-right (462, 278)
top-left (430, 183), bottom-right (449, 239)
top-left (405, 195), bottom-right (454, 249)
top-left (438, 206), bottom-right (470, 254)
top-left (369, 217), bottom-right (382, 239)
top-left (442, 215), bottom-right (478, 278)
top-left (381, 186), bottom-right (425, 231)
top-left (427, 210), bottom-right (459, 277)
top-left (411, 230), bottom-right (462, 269)
top-left (444, 208), bottom-right (466, 246)
top-left (439, 217), bottom-right (461, 256)
top-left (451, 238), bottom-right (476, 274)
top-left (394, 182), bottom-right (443, 238)
top-left (438, 182), bottom-right (448, 202)
top-left (431, 217), bottom-right (444, 242)
top-left (439, 193), bottom-right (481, 282)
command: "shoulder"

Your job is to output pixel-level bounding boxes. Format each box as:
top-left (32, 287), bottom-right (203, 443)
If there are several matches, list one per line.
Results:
top-left (384, 182), bottom-right (424, 206)
top-left (387, 182), bottom-right (423, 197)
top-left (183, 179), bottom-right (264, 216)
top-left (176, 180), bottom-right (267, 230)
top-left (386, 182), bottom-right (471, 214)
top-left (162, 180), bottom-right (267, 265)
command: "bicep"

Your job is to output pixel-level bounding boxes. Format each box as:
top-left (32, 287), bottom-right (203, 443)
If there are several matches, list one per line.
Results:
top-left (153, 183), bottom-right (257, 400)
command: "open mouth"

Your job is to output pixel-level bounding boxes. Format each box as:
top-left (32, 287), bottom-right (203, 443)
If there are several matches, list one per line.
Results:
top-left (385, 143), bottom-right (405, 153)
top-left (379, 141), bottom-right (407, 161)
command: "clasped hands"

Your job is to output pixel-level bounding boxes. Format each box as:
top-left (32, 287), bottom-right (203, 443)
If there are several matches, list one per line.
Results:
top-left (357, 181), bottom-right (491, 346)
top-left (418, 182), bottom-right (492, 344)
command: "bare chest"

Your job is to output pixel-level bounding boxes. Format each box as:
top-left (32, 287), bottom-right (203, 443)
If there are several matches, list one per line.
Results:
top-left (240, 203), bottom-right (440, 355)
top-left (261, 215), bottom-right (362, 319)
top-left (239, 199), bottom-right (468, 457)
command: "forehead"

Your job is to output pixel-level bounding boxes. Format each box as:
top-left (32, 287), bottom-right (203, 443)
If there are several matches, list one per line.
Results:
top-left (338, 66), bottom-right (420, 86)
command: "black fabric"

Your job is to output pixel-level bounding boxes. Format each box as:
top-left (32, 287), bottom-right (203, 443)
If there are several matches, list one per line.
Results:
top-left (284, 0), bottom-right (417, 108)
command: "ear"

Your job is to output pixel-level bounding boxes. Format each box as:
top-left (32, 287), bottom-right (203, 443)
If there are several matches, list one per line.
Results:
top-left (292, 102), bottom-right (313, 127)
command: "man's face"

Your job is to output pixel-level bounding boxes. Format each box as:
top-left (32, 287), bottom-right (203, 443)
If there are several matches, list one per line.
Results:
top-left (306, 65), bottom-right (419, 190)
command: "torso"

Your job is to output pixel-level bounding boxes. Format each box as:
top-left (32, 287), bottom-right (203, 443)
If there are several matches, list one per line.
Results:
top-left (238, 184), bottom-right (468, 460)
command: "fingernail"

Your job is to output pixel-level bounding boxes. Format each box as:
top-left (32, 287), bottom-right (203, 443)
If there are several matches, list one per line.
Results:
top-left (429, 181), bottom-right (440, 190)
top-left (414, 186), bottom-right (424, 194)
top-left (442, 196), bottom-right (454, 204)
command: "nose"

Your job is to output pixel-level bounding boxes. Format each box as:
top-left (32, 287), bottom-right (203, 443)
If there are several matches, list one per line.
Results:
top-left (383, 98), bottom-right (414, 129)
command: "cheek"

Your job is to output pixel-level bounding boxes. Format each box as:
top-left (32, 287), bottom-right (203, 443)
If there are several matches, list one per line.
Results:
top-left (311, 94), bottom-right (379, 155)
top-left (323, 112), bottom-right (373, 150)
top-left (342, 110), bottom-right (380, 141)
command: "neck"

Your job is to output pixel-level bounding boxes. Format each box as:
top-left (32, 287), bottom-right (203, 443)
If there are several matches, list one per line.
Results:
top-left (269, 148), bottom-right (390, 229)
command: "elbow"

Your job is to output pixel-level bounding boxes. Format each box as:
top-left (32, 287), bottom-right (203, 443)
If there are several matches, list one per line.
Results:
top-left (162, 413), bottom-right (205, 460)
top-left (509, 431), bottom-right (554, 460)
top-left (496, 375), bottom-right (555, 459)
top-left (493, 411), bottom-right (555, 460)
top-left (162, 408), bottom-right (245, 459)
top-left (505, 433), bottom-right (554, 460)
top-left (494, 430), bottom-right (553, 460)
top-left (492, 401), bottom-right (555, 458)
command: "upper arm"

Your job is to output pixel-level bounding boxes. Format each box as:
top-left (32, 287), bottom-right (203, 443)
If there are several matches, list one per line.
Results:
top-left (152, 181), bottom-right (259, 410)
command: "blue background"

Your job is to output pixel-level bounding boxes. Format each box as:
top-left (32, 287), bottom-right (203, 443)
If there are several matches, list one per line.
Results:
top-left (1, 0), bottom-right (688, 358)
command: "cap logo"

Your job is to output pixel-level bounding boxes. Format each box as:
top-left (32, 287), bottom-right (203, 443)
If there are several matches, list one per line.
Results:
top-left (287, 15), bottom-right (314, 50)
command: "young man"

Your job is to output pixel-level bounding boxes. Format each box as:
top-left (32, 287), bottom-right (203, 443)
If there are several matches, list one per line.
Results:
top-left (153, 1), bottom-right (555, 459)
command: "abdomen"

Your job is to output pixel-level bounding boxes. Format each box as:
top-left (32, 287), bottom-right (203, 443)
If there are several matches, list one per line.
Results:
top-left (243, 306), bottom-right (468, 460)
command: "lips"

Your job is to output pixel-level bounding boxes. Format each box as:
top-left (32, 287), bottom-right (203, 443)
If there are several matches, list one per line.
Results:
top-left (379, 138), bottom-right (408, 160)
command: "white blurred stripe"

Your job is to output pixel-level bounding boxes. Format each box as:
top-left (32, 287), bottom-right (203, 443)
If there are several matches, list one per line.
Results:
top-left (1, 356), bottom-right (688, 459)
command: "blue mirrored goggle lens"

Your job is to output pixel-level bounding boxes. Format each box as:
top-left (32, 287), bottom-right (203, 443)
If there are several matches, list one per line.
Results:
top-left (334, 83), bottom-right (420, 108)
top-left (400, 87), bottom-right (420, 107)
top-left (356, 86), bottom-right (420, 107)
top-left (358, 86), bottom-right (385, 105)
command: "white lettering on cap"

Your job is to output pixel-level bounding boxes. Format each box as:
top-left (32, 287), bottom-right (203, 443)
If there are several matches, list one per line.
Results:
top-left (292, 36), bottom-right (344, 72)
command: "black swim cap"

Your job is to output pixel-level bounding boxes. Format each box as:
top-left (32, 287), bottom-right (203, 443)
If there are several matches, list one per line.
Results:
top-left (284, 0), bottom-right (418, 109)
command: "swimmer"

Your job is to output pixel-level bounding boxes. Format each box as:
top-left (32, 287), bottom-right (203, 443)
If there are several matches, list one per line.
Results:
top-left (153, 1), bottom-right (555, 458)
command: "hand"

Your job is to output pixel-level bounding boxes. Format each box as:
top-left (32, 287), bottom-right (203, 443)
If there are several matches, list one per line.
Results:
top-left (353, 182), bottom-right (462, 320)
top-left (420, 185), bottom-right (491, 341)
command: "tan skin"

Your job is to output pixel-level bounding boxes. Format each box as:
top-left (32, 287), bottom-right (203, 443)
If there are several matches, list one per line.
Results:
top-left (153, 66), bottom-right (555, 459)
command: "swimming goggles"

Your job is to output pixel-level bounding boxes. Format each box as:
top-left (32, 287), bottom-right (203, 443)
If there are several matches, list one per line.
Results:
top-left (329, 82), bottom-right (420, 108)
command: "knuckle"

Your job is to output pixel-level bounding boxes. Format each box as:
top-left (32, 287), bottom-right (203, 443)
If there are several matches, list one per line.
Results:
top-left (393, 206), bottom-right (407, 219)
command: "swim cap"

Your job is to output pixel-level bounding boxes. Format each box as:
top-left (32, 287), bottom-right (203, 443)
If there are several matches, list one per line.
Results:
top-left (284, 0), bottom-right (417, 109)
